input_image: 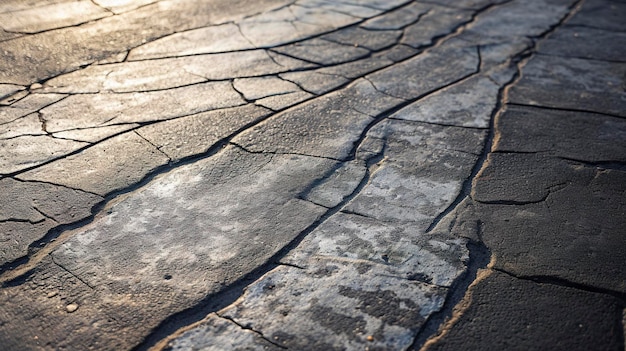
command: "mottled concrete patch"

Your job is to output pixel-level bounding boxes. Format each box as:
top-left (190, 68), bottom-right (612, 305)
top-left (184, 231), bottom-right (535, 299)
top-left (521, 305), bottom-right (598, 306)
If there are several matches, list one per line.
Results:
top-left (219, 259), bottom-right (448, 350)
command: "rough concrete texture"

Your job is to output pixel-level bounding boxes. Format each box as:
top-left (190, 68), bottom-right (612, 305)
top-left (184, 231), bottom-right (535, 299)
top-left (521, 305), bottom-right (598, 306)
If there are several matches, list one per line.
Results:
top-left (1, 0), bottom-right (624, 350)
top-left (423, 270), bottom-right (624, 351)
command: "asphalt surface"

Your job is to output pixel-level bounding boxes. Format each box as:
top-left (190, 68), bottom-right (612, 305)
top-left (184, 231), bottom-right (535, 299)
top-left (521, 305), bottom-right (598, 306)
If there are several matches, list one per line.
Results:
top-left (0, 0), bottom-right (624, 350)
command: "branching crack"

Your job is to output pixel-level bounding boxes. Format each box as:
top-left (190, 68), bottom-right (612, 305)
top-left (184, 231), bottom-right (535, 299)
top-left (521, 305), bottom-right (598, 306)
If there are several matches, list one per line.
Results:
top-left (215, 314), bottom-right (288, 349)
top-left (50, 254), bottom-right (95, 290)
top-left (134, 131), bottom-right (172, 163)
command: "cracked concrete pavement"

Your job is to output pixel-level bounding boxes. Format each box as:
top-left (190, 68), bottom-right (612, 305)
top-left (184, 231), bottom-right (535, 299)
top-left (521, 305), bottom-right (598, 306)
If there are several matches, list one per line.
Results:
top-left (0, 0), bottom-right (624, 350)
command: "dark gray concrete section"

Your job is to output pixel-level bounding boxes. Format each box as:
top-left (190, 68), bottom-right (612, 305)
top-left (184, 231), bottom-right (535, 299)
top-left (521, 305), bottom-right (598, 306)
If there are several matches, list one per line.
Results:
top-left (423, 271), bottom-right (624, 351)
top-left (425, 1), bottom-right (626, 349)
top-left (538, 25), bottom-right (626, 62)
top-left (494, 105), bottom-right (626, 162)
top-left (508, 55), bottom-right (626, 117)
top-left (471, 156), bottom-right (626, 292)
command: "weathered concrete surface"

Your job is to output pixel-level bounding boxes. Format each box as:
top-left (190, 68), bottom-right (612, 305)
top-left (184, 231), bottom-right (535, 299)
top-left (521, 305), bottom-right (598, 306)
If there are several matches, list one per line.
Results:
top-left (424, 271), bottom-right (624, 351)
top-left (1, 0), bottom-right (625, 350)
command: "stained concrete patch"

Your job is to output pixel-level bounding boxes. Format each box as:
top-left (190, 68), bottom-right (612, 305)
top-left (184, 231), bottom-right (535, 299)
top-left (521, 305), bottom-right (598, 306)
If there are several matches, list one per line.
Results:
top-left (282, 212), bottom-right (468, 287)
top-left (4, 146), bottom-right (337, 349)
top-left (219, 259), bottom-right (447, 350)
top-left (423, 270), bottom-right (624, 351)
top-left (50, 146), bottom-right (333, 291)
top-left (344, 119), bottom-right (485, 223)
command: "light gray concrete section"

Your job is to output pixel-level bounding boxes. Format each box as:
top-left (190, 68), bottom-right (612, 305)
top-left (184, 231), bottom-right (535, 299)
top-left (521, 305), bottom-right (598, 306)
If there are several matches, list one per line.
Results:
top-left (0, 0), bottom-right (293, 85)
top-left (167, 314), bottom-right (284, 351)
top-left (17, 132), bottom-right (170, 196)
top-left (0, 0), bottom-right (111, 34)
top-left (1, 146), bottom-right (336, 348)
top-left (219, 259), bottom-right (448, 350)
top-left (41, 82), bottom-right (245, 133)
top-left (136, 105), bottom-right (272, 162)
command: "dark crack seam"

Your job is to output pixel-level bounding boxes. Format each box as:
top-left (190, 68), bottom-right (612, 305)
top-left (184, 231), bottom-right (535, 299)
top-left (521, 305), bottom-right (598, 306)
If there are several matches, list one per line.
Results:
top-left (411, 0), bottom-right (587, 349)
top-left (493, 268), bottom-right (626, 302)
top-left (214, 314), bottom-right (288, 350)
